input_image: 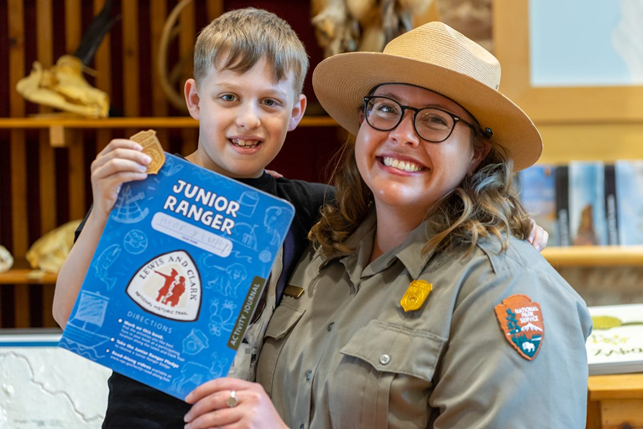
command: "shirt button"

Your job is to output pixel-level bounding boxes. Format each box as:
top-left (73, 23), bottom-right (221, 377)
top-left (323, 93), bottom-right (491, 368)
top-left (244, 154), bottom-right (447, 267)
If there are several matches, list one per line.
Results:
top-left (380, 354), bottom-right (391, 365)
top-left (305, 370), bottom-right (312, 381)
top-left (327, 322), bottom-right (334, 332)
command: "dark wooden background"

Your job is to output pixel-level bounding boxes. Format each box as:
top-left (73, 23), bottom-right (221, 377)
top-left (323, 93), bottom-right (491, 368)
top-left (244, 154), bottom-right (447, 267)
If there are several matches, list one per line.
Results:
top-left (0, 0), bottom-right (344, 328)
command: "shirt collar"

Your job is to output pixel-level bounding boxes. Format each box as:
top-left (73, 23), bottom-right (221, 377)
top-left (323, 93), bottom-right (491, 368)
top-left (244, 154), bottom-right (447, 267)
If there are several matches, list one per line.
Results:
top-left (313, 210), bottom-right (377, 270)
top-left (314, 209), bottom-right (437, 280)
top-left (395, 220), bottom-right (438, 279)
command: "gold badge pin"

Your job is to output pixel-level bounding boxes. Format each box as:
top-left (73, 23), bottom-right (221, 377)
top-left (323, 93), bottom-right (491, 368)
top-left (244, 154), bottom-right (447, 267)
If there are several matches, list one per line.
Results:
top-left (400, 279), bottom-right (433, 312)
top-left (130, 129), bottom-right (165, 174)
top-left (283, 285), bottom-right (304, 299)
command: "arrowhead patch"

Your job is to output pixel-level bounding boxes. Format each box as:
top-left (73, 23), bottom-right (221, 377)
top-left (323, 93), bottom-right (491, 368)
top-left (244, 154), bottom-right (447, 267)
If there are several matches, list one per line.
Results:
top-left (494, 294), bottom-right (544, 360)
top-left (127, 250), bottom-right (202, 322)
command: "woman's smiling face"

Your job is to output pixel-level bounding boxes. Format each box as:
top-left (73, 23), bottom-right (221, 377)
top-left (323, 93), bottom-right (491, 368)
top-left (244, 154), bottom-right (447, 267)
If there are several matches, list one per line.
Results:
top-left (355, 83), bottom-right (487, 222)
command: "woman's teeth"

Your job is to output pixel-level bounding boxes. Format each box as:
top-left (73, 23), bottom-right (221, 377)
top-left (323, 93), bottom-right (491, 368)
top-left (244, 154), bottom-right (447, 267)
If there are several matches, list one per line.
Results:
top-left (382, 157), bottom-right (423, 172)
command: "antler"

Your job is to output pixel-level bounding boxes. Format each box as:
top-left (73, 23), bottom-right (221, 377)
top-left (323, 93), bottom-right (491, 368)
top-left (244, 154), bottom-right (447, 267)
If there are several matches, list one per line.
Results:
top-left (74, 0), bottom-right (120, 66)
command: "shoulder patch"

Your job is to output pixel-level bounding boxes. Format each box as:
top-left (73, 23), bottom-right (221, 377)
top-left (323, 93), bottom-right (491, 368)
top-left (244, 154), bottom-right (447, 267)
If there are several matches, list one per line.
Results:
top-left (494, 294), bottom-right (544, 360)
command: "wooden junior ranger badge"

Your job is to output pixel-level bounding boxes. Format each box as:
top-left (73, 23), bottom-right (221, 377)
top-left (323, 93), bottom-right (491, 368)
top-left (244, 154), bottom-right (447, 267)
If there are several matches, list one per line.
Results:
top-left (400, 279), bottom-right (433, 312)
top-left (494, 294), bottom-right (544, 360)
top-left (130, 129), bottom-right (165, 174)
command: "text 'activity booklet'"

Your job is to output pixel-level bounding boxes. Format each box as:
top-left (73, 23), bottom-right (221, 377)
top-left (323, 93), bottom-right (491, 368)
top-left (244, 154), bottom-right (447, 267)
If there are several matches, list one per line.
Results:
top-left (59, 153), bottom-right (294, 400)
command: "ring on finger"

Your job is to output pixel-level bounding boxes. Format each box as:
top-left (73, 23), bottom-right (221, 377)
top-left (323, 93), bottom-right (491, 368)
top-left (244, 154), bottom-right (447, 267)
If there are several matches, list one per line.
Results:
top-left (226, 389), bottom-right (238, 408)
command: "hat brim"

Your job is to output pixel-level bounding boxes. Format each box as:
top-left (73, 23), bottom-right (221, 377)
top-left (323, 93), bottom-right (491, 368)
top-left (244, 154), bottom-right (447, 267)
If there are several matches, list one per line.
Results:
top-left (312, 52), bottom-right (542, 171)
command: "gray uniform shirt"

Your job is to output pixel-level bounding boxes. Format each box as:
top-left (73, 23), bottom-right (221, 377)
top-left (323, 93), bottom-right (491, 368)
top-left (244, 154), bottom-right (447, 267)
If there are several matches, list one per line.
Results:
top-left (257, 211), bottom-right (593, 428)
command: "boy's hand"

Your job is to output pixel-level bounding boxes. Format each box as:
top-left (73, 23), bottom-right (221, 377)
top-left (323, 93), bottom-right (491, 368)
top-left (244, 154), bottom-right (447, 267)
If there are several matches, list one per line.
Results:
top-left (528, 218), bottom-right (549, 252)
top-left (90, 139), bottom-right (151, 219)
top-left (184, 377), bottom-right (287, 429)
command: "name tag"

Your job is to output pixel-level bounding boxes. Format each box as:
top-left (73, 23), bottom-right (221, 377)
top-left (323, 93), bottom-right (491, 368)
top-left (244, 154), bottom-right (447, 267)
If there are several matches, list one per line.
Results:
top-left (283, 285), bottom-right (304, 299)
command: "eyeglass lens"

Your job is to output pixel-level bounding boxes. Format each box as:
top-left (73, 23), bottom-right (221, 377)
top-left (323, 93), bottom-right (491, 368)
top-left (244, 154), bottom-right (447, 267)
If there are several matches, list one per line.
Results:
top-left (366, 97), bottom-right (455, 142)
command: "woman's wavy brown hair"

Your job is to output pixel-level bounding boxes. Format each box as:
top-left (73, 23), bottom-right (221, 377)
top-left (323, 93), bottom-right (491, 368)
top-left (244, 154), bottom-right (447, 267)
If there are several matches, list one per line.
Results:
top-left (309, 133), bottom-right (533, 257)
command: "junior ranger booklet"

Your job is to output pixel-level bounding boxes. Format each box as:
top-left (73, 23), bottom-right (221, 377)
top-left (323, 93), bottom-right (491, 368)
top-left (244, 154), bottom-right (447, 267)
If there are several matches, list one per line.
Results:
top-left (59, 152), bottom-right (294, 400)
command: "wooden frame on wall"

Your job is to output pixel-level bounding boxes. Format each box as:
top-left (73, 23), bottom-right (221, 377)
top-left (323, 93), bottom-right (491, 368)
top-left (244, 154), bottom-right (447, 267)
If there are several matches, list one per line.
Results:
top-left (493, 0), bottom-right (643, 124)
top-left (492, 0), bottom-right (643, 164)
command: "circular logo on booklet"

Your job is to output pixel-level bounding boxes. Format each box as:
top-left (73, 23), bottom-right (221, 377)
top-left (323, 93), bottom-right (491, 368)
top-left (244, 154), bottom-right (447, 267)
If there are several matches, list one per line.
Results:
top-left (126, 250), bottom-right (202, 321)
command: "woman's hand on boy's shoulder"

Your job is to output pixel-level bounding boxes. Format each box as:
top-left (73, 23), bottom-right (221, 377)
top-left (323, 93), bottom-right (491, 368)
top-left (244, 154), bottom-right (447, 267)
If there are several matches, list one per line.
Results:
top-left (265, 169), bottom-right (284, 179)
top-left (185, 377), bottom-right (287, 429)
top-left (90, 139), bottom-right (151, 219)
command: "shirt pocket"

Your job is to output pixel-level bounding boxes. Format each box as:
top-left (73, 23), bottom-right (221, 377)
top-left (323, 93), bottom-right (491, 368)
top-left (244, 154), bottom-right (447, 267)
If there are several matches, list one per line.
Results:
top-left (256, 302), bottom-right (305, 396)
top-left (333, 320), bottom-right (445, 429)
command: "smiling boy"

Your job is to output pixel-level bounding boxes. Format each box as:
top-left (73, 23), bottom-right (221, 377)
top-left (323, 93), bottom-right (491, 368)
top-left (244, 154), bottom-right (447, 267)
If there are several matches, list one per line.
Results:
top-left (53, 8), bottom-right (331, 428)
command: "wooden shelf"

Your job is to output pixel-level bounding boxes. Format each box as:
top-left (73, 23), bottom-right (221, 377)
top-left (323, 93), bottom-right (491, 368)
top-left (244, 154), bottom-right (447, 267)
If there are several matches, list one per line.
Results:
top-left (588, 373), bottom-right (643, 401)
top-left (0, 269), bottom-right (57, 285)
top-left (0, 116), bottom-right (339, 147)
top-left (542, 246), bottom-right (643, 267)
top-left (0, 246), bottom-right (640, 284)
top-left (0, 116), bottom-right (338, 129)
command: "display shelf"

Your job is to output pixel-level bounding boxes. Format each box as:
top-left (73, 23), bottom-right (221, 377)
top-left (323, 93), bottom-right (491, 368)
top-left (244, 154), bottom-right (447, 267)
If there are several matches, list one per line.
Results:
top-left (588, 373), bottom-right (643, 400)
top-left (0, 269), bottom-right (57, 285)
top-left (0, 259), bottom-right (57, 285)
top-left (0, 246), bottom-right (641, 284)
top-left (0, 116), bottom-right (338, 129)
top-left (542, 246), bottom-right (643, 267)
top-left (587, 373), bottom-right (643, 429)
top-left (0, 116), bottom-right (339, 147)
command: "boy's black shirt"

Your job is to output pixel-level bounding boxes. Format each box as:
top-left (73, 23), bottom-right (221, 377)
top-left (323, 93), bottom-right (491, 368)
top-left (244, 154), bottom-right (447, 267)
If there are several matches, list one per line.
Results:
top-left (74, 172), bottom-right (332, 429)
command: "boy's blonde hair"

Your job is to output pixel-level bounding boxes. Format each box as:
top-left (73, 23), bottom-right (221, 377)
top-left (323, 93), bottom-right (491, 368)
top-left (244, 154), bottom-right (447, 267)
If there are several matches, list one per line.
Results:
top-left (194, 8), bottom-right (309, 96)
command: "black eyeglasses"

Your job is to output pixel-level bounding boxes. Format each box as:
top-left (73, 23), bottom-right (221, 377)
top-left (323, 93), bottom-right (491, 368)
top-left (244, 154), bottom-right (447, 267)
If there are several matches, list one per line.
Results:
top-left (363, 96), bottom-right (490, 143)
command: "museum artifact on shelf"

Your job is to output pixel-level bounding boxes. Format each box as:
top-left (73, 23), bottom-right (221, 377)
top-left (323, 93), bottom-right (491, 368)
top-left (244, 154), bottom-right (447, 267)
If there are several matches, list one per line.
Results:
top-left (26, 220), bottom-right (82, 274)
top-left (15, 0), bottom-right (117, 117)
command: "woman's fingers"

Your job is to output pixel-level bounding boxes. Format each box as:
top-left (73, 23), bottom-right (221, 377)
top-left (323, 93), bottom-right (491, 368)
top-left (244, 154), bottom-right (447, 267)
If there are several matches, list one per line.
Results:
top-left (184, 379), bottom-right (282, 429)
top-left (533, 228), bottom-right (549, 252)
top-left (185, 389), bottom-right (234, 422)
top-left (185, 399), bottom-right (244, 429)
top-left (185, 378), bottom-right (252, 404)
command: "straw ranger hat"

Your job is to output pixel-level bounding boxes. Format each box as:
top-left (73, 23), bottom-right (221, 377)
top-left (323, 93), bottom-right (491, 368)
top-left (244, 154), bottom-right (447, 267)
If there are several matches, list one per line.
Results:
top-left (312, 21), bottom-right (542, 171)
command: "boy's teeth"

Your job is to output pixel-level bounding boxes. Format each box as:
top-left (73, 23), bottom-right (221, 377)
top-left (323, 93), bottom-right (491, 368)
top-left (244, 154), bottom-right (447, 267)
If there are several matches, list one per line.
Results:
top-left (232, 138), bottom-right (259, 147)
top-left (382, 157), bottom-right (422, 172)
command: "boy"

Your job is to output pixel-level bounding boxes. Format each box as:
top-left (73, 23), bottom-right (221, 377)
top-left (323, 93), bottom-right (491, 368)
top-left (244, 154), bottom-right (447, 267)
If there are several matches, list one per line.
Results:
top-left (53, 8), bottom-right (330, 428)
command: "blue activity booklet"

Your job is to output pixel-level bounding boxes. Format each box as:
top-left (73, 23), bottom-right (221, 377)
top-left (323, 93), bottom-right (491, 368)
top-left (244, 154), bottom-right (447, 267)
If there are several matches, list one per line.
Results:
top-left (59, 153), bottom-right (294, 400)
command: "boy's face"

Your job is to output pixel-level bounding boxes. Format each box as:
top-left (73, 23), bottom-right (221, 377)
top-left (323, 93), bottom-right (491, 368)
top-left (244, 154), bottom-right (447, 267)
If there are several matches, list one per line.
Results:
top-left (185, 57), bottom-right (306, 178)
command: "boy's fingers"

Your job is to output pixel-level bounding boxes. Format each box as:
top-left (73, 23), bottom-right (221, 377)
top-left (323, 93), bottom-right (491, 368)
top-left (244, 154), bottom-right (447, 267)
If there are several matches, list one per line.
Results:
top-left (92, 150), bottom-right (151, 175)
top-left (104, 171), bottom-right (148, 187)
top-left (99, 139), bottom-right (143, 156)
top-left (92, 158), bottom-right (149, 181)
